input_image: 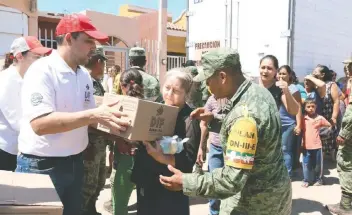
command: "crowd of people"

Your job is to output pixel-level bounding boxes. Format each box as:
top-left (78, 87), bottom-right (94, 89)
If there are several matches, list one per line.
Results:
top-left (1, 12), bottom-right (352, 215)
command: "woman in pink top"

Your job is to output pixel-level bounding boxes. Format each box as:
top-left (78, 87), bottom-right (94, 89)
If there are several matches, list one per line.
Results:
top-left (301, 98), bottom-right (331, 187)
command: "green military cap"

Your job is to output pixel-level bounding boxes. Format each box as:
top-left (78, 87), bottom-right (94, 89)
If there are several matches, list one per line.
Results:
top-left (185, 66), bottom-right (198, 76)
top-left (129, 47), bottom-right (146, 57)
top-left (92, 46), bottom-right (108, 60)
top-left (193, 48), bottom-right (240, 82)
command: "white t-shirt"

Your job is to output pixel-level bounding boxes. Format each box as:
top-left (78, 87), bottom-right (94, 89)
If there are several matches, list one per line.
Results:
top-left (0, 66), bottom-right (23, 155)
top-left (18, 51), bottom-right (96, 157)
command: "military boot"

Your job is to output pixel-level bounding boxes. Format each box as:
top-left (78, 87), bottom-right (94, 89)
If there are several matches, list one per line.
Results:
top-left (326, 195), bottom-right (352, 215)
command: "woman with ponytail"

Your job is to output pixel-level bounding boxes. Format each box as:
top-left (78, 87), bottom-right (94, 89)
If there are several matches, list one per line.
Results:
top-left (110, 68), bottom-right (143, 215)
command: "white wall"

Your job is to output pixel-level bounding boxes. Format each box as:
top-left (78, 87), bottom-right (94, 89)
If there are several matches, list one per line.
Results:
top-left (233, 0), bottom-right (290, 77)
top-left (188, 0), bottom-right (291, 78)
top-left (293, 0), bottom-right (352, 80)
top-left (0, 6), bottom-right (28, 59)
top-left (188, 0), bottom-right (227, 61)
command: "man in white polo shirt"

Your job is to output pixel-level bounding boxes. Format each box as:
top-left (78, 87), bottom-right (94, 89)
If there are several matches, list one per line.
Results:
top-left (0, 36), bottom-right (51, 171)
top-left (15, 14), bottom-right (129, 215)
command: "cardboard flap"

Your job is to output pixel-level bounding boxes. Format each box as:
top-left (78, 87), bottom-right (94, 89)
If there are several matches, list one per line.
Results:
top-left (0, 171), bottom-right (62, 207)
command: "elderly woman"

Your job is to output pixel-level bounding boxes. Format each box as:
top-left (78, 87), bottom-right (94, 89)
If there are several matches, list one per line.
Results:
top-left (131, 68), bottom-right (201, 215)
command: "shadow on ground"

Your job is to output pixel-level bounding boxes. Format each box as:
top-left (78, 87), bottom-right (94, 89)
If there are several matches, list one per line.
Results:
top-left (292, 198), bottom-right (332, 215)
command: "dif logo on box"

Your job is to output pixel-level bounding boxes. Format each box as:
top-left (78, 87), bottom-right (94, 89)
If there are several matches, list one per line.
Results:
top-left (149, 106), bottom-right (165, 133)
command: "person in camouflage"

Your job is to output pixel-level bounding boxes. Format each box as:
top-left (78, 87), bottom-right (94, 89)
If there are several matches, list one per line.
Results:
top-left (326, 77), bottom-right (352, 214)
top-left (201, 80), bottom-right (211, 104)
top-left (129, 47), bottom-right (162, 102)
top-left (82, 47), bottom-right (109, 215)
top-left (159, 48), bottom-right (292, 215)
top-left (185, 66), bottom-right (204, 108)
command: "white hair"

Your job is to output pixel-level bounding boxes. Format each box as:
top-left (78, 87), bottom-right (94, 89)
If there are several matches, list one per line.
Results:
top-left (164, 68), bottom-right (193, 94)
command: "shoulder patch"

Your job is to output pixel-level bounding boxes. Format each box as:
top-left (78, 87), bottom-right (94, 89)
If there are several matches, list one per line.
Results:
top-left (31, 93), bottom-right (43, 106)
top-left (224, 116), bottom-right (258, 170)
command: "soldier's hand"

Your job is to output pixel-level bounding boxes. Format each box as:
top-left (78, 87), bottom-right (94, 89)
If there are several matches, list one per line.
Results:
top-left (93, 101), bottom-right (130, 133)
top-left (159, 165), bottom-right (183, 191)
top-left (337, 135), bottom-right (345, 146)
top-left (190, 108), bottom-right (214, 123)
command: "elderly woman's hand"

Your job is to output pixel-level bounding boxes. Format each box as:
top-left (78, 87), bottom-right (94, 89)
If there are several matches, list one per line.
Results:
top-left (143, 141), bottom-right (166, 163)
top-left (190, 108), bottom-right (214, 123)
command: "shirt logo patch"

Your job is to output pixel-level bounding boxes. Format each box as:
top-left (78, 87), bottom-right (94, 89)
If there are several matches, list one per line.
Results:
top-left (31, 93), bottom-right (43, 106)
top-left (85, 84), bottom-right (91, 103)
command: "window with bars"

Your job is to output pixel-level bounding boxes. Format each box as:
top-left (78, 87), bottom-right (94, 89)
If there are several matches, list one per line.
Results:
top-left (38, 28), bottom-right (57, 49)
top-left (40, 40), bottom-right (57, 49)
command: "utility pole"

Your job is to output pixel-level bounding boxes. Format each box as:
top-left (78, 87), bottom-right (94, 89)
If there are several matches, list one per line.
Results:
top-left (157, 0), bottom-right (168, 86)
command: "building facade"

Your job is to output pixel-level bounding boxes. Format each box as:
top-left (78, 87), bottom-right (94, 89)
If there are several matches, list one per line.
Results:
top-left (188, 0), bottom-right (352, 80)
top-left (0, 0), bottom-right (187, 78)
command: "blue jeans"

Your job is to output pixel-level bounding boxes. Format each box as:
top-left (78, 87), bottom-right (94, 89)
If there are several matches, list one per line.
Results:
top-left (282, 124), bottom-right (296, 178)
top-left (302, 148), bottom-right (323, 183)
top-left (16, 153), bottom-right (84, 215)
top-left (208, 144), bottom-right (224, 215)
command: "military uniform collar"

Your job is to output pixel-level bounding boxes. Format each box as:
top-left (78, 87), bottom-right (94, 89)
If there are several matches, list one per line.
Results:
top-left (131, 66), bottom-right (145, 71)
top-left (228, 79), bottom-right (251, 108)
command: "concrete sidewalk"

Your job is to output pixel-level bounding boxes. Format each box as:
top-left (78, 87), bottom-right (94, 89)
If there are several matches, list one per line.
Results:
top-left (97, 159), bottom-right (340, 215)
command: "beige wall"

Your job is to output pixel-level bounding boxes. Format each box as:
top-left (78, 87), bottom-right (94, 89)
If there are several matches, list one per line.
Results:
top-left (0, 0), bottom-right (38, 36)
top-left (82, 10), bottom-right (138, 47)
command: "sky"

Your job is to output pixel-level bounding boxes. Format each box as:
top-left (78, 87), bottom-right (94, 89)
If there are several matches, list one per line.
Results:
top-left (38, 0), bottom-right (187, 21)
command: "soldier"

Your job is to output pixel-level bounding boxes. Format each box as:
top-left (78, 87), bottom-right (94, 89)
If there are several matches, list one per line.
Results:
top-left (182, 59), bottom-right (210, 104)
top-left (129, 47), bottom-right (162, 102)
top-left (326, 61), bottom-right (352, 214)
top-left (82, 47), bottom-right (109, 215)
top-left (158, 48), bottom-right (292, 215)
top-left (185, 66), bottom-right (204, 108)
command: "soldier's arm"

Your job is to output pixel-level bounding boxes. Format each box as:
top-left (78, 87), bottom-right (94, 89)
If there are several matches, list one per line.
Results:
top-left (183, 112), bottom-right (258, 199)
top-left (182, 166), bottom-right (249, 199)
top-left (339, 104), bottom-right (352, 140)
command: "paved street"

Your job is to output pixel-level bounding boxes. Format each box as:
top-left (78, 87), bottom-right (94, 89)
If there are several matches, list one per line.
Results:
top-left (97, 158), bottom-right (340, 215)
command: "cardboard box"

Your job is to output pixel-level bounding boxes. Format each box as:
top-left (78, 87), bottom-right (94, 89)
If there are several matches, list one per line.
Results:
top-left (0, 171), bottom-right (63, 215)
top-left (97, 93), bottom-right (179, 141)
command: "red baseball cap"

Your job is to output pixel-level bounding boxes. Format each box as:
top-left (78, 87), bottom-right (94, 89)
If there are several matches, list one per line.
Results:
top-left (56, 14), bottom-right (108, 42)
top-left (10, 36), bottom-right (52, 56)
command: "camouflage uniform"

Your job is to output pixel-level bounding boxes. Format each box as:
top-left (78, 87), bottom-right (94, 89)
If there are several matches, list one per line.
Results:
top-left (129, 47), bottom-right (162, 102)
top-left (201, 80), bottom-right (211, 104)
top-left (183, 48), bottom-right (292, 215)
top-left (327, 85), bottom-right (352, 214)
top-left (82, 47), bottom-right (109, 214)
top-left (185, 66), bottom-right (204, 108)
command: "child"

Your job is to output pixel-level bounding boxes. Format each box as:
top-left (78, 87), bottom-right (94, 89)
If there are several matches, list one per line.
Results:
top-left (301, 98), bottom-right (331, 187)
